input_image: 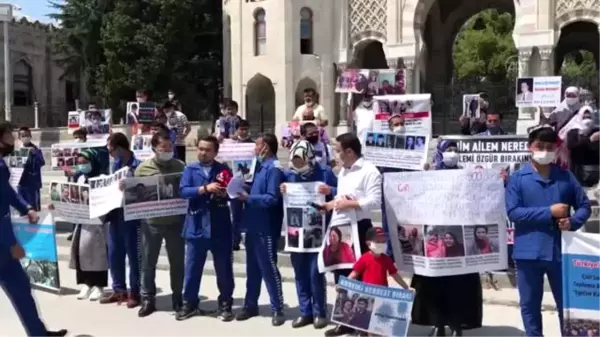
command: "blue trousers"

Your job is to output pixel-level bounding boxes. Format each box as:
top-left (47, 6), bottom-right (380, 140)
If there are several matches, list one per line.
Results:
top-left (244, 234), bottom-right (284, 313)
top-left (515, 259), bottom-right (563, 337)
top-left (108, 219), bottom-right (141, 295)
top-left (230, 200), bottom-right (245, 245)
top-left (183, 237), bottom-right (234, 308)
top-left (0, 258), bottom-right (47, 336)
top-left (290, 252), bottom-right (326, 318)
top-left (17, 187), bottom-right (40, 212)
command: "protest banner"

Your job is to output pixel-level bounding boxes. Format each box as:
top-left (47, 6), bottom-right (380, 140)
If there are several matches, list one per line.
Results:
top-left (13, 213), bottom-right (61, 292)
top-left (335, 69), bottom-right (405, 95)
top-left (384, 169), bottom-right (508, 276)
top-left (67, 111), bottom-right (81, 133)
top-left (131, 134), bottom-right (153, 160)
top-left (80, 109), bottom-right (111, 141)
top-left (372, 94), bottom-right (433, 137)
top-left (363, 131), bottom-right (429, 170)
top-left (48, 181), bottom-right (101, 225)
top-left (123, 173), bottom-right (188, 221)
top-left (439, 135), bottom-right (530, 171)
top-left (88, 167), bottom-right (128, 218)
top-left (515, 76), bottom-right (562, 108)
top-left (50, 141), bottom-right (107, 171)
top-left (332, 277), bottom-right (414, 337)
top-left (562, 231), bottom-right (600, 336)
top-left (283, 182), bottom-right (326, 253)
top-left (318, 211), bottom-right (361, 273)
top-left (217, 142), bottom-right (257, 181)
top-left (6, 147), bottom-right (30, 189)
top-left (462, 94), bottom-right (481, 118)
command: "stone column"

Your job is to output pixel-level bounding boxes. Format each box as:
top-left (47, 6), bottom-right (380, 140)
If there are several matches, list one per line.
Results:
top-left (403, 58), bottom-right (416, 94)
top-left (336, 63), bottom-right (352, 135)
top-left (539, 47), bottom-right (553, 76)
top-left (386, 58), bottom-right (398, 69)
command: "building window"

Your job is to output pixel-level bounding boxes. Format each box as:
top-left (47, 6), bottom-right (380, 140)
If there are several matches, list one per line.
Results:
top-left (300, 7), bottom-right (313, 55)
top-left (254, 8), bottom-right (266, 56)
top-left (13, 60), bottom-right (33, 107)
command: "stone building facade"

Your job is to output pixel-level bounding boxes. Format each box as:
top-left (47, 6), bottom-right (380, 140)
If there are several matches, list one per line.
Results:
top-left (223, 0), bottom-right (599, 137)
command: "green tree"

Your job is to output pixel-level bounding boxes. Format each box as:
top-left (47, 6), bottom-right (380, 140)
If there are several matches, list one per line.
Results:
top-left (452, 9), bottom-right (517, 82)
top-left (560, 50), bottom-right (599, 95)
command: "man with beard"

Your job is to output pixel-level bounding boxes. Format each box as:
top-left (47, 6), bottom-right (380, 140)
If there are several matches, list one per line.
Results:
top-left (293, 88), bottom-right (327, 127)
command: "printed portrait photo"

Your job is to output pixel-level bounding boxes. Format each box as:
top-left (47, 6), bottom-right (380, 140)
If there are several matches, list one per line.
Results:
top-left (59, 184), bottom-right (70, 203)
top-left (322, 224), bottom-right (356, 267)
top-left (286, 207), bottom-right (303, 228)
top-left (50, 183), bottom-right (60, 202)
top-left (464, 224), bottom-right (499, 256)
top-left (332, 288), bottom-right (375, 331)
top-left (397, 224), bottom-right (424, 256)
top-left (232, 159), bottom-right (253, 180)
top-left (375, 134), bottom-right (386, 148)
top-left (95, 179), bottom-right (105, 189)
top-left (394, 69), bottom-right (406, 94)
top-left (414, 136), bottom-right (426, 150)
top-left (365, 132), bottom-right (376, 147)
top-left (516, 78), bottom-right (534, 103)
top-left (287, 227), bottom-right (300, 248)
top-left (125, 181), bottom-right (158, 205)
top-left (126, 102), bottom-right (139, 125)
top-left (303, 227), bottom-right (323, 249)
top-left (80, 186), bottom-right (90, 205)
top-left (65, 157), bottom-right (74, 167)
top-left (158, 175), bottom-right (180, 200)
top-left (69, 185), bottom-right (80, 204)
top-left (404, 136), bottom-right (415, 150)
top-left (463, 95), bottom-right (480, 119)
top-left (133, 136), bottom-right (145, 151)
top-left (68, 115), bottom-right (79, 124)
top-left (394, 135), bottom-right (405, 149)
top-left (56, 158), bottom-right (65, 168)
top-left (424, 225), bottom-right (466, 258)
top-left (367, 70), bottom-right (380, 93)
top-left (385, 134), bottom-right (396, 149)
top-left (51, 148), bottom-right (63, 157)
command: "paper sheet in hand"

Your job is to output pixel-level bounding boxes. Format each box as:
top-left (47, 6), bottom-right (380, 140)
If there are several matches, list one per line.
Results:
top-left (227, 177), bottom-right (246, 199)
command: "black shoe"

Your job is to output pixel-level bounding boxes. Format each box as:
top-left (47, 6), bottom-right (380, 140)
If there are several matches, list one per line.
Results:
top-left (314, 317), bottom-right (328, 329)
top-left (235, 308), bottom-right (259, 321)
top-left (429, 326), bottom-right (445, 336)
top-left (451, 328), bottom-right (463, 336)
top-left (172, 295), bottom-right (183, 312)
top-left (175, 303), bottom-right (197, 321)
top-left (217, 302), bottom-right (234, 322)
top-left (324, 324), bottom-right (354, 337)
top-left (138, 300), bottom-right (156, 318)
top-left (66, 233), bottom-right (73, 241)
top-left (233, 243), bottom-right (241, 251)
top-left (272, 311), bottom-right (285, 326)
top-left (292, 316), bottom-right (313, 328)
top-left (46, 329), bottom-right (68, 337)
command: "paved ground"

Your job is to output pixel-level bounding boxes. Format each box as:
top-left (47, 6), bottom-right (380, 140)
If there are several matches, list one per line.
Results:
top-left (0, 261), bottom-right (562, 336)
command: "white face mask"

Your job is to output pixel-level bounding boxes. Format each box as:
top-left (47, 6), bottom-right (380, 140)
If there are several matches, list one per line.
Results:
top-left (582, 119), bottom-right (594, 131)
top-left (21, 137), bottom-right (31, 144)
top-left (292, 165), bottom-right (310, 173)
top-left (156, 151), bottom-right (174, 161)
top-left (532, 151), bottom-right (556, 165)
top-left (76, 138), bottom-right (85, 143)
top-left (442, 151), bottom-right (459, 167)
top-left (168, 94), bottom-right (175, 100)
top-left (392, 126), bottom-right (406, 134)
top-left (566, 97), bottom-right (579, 106)
top-left (368, 242), bottom-right (387, 255)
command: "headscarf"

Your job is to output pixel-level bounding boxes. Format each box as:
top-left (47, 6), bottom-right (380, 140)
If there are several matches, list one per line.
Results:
top-left (433, 140), bottom-right (457, 170)
top-left (552, 87), bottom-right (582, 136)
top-left (78, 147), bottom-right (110, 179)
top-left (289, 140), bottom-right (316, 178)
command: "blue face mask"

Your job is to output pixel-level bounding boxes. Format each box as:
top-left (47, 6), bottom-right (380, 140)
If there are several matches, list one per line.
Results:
top-left (78, 164), bottom-right (92, 174)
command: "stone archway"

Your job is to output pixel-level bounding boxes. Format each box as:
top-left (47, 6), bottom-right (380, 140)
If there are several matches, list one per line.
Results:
top-left (295, 77), bottom-right (318, 107)
top-left (350, 40), bottom-right (389, 69)
top-left (245, 73), bottom-right (276, 134)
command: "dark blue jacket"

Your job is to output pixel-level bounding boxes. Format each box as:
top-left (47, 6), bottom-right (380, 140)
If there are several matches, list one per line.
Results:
top-left (0, 157), bottom-right (31, 255)
top-left (179, 161), bottom-right (232, 240)
top-left (106, 154), bottom-right (142, 224)
top-left (243, 157), bottom-right (284, 237)
top-left (505, 163), bottom-right (591, 262)
top-left (18, 144), bottom-right (45, 190)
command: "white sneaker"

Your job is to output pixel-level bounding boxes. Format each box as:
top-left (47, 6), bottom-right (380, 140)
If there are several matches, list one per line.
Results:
top-left (77, 285), bottom-right (91, 300)
top-left (89, 287), bottom-right (104, 301)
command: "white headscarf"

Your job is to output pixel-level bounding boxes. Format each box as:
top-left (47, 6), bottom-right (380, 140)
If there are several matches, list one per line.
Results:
top-left (289, 140), bottom-right (316, 176)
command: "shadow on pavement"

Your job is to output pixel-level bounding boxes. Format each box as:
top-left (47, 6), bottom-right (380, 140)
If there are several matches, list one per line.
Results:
top-left (407, 324), bottom-right (524, 336)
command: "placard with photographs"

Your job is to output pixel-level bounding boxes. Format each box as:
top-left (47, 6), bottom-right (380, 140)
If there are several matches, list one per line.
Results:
top-left (123, 173), bottom-right (188, 221)
top-left (6, 147), bottom-right (31, 189)
top-left (462, 94), bottom-right (481, 118)
top-left (515, 76), bottom-right (562, 108)
top-left (14, 213), bottom-right (61, 292)
top-left (81, 109), bottom-right (111, 140)
top-left (363, 131), bottom-right (429, 170)
top-left (126, 102), bottom-right (156, 135)
top-left (217, 142), bottom-right (257, 182)
top-left (318, 211), bottom-right (362, 273)
top-left (384, 169), bottom-right (508, 277)
top-left (48, 181), bottom-right (101, 225)
top-left (87, 167), bottom-right (128, 218)
top-left (131, 134), bottom-right (154, 160)
top-left (372, 94), bottom-right (433, 137)
top-left (283, 182), bottom-right (326, 253)
top-left (335, 69), bottom-right (406, 95)
top-left (332, 277), bottom-right (414, 337)
top-left (67, 111), bottom-right (81, 134)
top-left (50, 141), bottom-right (106, 171)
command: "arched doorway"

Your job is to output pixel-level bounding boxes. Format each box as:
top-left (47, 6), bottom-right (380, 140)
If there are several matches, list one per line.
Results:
top-left (245, 73), bottom-right (276, 134)
top-left (13, 59), bottom-right (33, 107)
top-left (350, 40), bottom-right (388, 69)
top-left (295, 77), bottom-right (318, 107)
top-left (413, 0), bottom-right (517, 135)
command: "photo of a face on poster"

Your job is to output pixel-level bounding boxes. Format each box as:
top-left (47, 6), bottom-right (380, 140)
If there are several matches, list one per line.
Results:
top-left (332, 288), bottom-right (376, 332)
top-left (317, 211), bottom-right (361, 273)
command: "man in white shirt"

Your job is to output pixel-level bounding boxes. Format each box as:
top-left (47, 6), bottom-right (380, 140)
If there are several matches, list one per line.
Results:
top-left (322, 133), bottom-right (382, 337)
top-left (293, 88), bottom-right (327, 127)
top-left (353, 93), bottom-right (376, 149)
top-left (163, 101), bottom-right (191, 162)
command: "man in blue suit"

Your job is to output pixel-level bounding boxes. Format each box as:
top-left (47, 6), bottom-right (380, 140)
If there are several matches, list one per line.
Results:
top-left (17, 127), bottom-right (45, 211)
top-left (177, 135), bottom-right (235, 322)
top-left (235, 133), bottom-right (286, 326)
top-left (505, 125), bottom-right (591, 336)
top-left (0, 122), bottom-right (67, 337)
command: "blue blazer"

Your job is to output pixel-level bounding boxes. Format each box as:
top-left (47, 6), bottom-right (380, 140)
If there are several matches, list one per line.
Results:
top-left (18, 144), bottom-right (45, 190)
top-left (243, 157), bottom-right (284, 237)
top-left (0, 158), bottom-right (31, 259)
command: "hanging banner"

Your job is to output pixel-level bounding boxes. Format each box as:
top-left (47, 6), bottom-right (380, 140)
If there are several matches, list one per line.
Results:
top-left (515, 76), bottom-right (562, 108)
top-left (217, 142), bottom-right (257, 182)
top-left (50, 141), bottom-right (107, 171)
top-left (384, 169), bottom-right (507, 276)
top-left (123, 173), bottom-right (188, 221)
top-left (88, 167), bottom-right (128, 218)
top-left (131, 134), bottom-right (154, 160)
top-left (13, 213), bottom-right (61, 292)
top-left (283, 182), bottom-right (326, 253)
top-left (332, 277), bottom-right (414, 337)
top-left (462, 94), bottom-right (481, 118)
top-left (372, 94), bottom-right (433, 137)
top-left (363, 131), bottom-right (429, 170)
top-left (438, 135), bottom-right (530, 170)
top-left (318, 211), bottom-right (362, 273)
top-left (562, 231), bottom-right (600, 336)
top-left (335, 69), bottom-right (406, 95)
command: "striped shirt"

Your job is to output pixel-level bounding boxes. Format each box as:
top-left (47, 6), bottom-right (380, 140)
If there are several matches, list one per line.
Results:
top-left (167, 111), bottom-right (189, 146)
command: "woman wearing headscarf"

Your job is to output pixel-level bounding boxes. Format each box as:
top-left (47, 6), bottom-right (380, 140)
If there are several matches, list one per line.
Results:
top-left (411, 140), bottom-right (483, 336)
top-left (566, 106), bottom-right (599, 187)
top-left (280, 140), bottom-right (337, 329)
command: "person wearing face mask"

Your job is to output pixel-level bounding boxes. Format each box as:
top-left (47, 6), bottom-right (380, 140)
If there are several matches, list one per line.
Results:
top-left (17, 127), bottom-right (45, 211)
top-left (353, 92), bottom-right (376, 149)
top-left (476, 112), bottom-right (507, 136)
top-left (412, 140), bottom-right (483, 337)
top-left (177, 136), bottom-right (235, 322)
top-left (301, 122), bottom-right (333, 166)
top-left (566, 106), bottom-right (600, 187)
top-left (235, 134), bottom-right (286, 326)
top-left (293, 88), bottom-right (327, 127)
top-left (151, 118), bottom-right (177, 158)
top-left (550, 86), bottom-right (582, 132)
top-left (506, 125), bottom-right (591, 337)
top-left (134, 130), bottom-right (186, 317)
top-left (215, 100), bottom-right (242, 142)
top-left (66, 128), bottom-right (88, 241)
top-left (167, 89), bottom-right (182, 111)
top-left (280, 140), bottom-right (337, 330)
top-left (100, 133), bottom-right (142, 308)
top-left (162, 101), bottom-right (191, 162)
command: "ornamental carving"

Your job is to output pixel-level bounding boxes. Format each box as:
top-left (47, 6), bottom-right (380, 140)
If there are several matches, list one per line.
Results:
top-left (556, 0), bottom-right (600, 17)
top-left (348, 0), bottom-right (387, 42)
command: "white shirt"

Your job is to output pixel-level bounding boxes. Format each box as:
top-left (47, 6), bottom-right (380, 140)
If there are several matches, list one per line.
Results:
top-left (168, 111), bottom-right (189, 146)
top-left (353, 105), bottom-right (375, 148)
top-left (312, 141), bottom-right (332, 165)
top-left (293, 104), bottom-right (326, 121)
top-left (336, 158), bottom-right (382, 221)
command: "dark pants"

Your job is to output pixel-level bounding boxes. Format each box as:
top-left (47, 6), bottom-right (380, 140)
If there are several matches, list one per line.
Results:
top-left (175, 146), bottom-right (186, 162)
top-left (140, 221), bottom-right (185, 303)
top-left (333, 219), bottom-right (373, 284)
top-left (230, 200), bottom-right (245, 245)
top-left (291, 252), bottom-right (326, 318)
top-left (108, 219), bottom-right (141, 295)
top-left (183, 237), bottom-right (234, 308)
top-left (244, 234), bottom-right (284, 313)
top-left (17, 186), bottom-right (40, 211)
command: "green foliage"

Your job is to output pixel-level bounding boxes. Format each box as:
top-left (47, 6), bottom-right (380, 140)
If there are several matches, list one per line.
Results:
top-left (561, 50), bottom-right (599, 94)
